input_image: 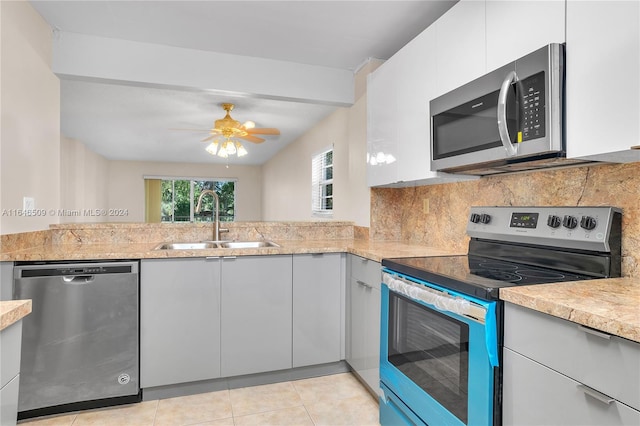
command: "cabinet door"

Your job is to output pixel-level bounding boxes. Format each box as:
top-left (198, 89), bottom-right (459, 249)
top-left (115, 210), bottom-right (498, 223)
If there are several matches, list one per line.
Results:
top-left (565, 0), bottom-right (640, 162)
top-left (395, 25), bottom-right (437, 183)
top-left (363, 283), bottom-right (381, 395)
top-left (221, 255), bottom-right (292, 377)
top-left (292, 253), bottom-right (344, 368)
top-left (347, 277), bottom-right (368, 375)
top-left (140, 258), bottom-right (221, 388)
top-left (435, 0), bottom-right (486, 97)
top-left (486, 0), bottom-right (565, 72)
top-left (1, 262), bottom-right (13, 301)
top-left (346, 255), bottom-right (381, 394)
top-left (367, 59), bottom-right (399, 187)
top-left (503, 348), bottom-right (640, 426)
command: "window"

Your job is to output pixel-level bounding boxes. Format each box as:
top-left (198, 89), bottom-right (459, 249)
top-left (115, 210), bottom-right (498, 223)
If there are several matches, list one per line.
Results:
top-left (312, 148), bottom-right (333, 216)
top-left (145, 177), bottom-right (235, 223)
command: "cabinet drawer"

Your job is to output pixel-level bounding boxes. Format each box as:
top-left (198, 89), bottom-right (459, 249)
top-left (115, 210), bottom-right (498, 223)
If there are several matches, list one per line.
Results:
top-left (349, 255), bottom-right (381, 290)
top-left (504, 303), bottom-right (640, 410)
top-left (504, 348), bottom-right (640, 426)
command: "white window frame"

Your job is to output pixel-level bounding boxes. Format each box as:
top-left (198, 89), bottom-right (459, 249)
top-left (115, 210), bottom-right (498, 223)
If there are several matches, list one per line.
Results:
top-left (311, 147), bottom-right (333, 217)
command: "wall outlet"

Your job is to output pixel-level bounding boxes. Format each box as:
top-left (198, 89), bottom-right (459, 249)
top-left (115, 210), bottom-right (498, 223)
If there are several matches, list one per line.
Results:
top-left (423, 199), bottom-right (430, 214)
top-left (23, 197), bottom-right (35, 211)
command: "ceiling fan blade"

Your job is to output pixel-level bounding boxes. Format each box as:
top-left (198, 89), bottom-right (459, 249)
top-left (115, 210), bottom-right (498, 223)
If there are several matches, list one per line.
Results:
top-left (239, 134), bottom-right (265, 144)
top-left (247, 128), bottom-right (280, 135)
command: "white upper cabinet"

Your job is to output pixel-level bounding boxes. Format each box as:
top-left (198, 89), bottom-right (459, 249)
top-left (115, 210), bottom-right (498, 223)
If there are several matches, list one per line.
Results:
top-left (367, 58), bottom-right (399, 187)
top-left (367, 24), bottom-right (478, 187)
top-left (434, 0), bottom-right (486, 97)
top-left (565, 0), bottom-right (640, 162)
top-left (486, 0), bottom-right (566, 72)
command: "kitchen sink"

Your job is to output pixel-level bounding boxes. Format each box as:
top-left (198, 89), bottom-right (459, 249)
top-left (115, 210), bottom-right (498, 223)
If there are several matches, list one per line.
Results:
top-left (154, 242), bottom-right (219, 250)
top-left (154, 241), bottom-right (280, 250)
top-left (217, 241), bottom-right (280, 249)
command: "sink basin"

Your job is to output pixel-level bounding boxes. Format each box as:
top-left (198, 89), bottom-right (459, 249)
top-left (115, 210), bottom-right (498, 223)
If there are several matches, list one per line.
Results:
top-left (155, 242), bottom-right (219, 250)
top-left (154, 241), bottom-right (280, 250)
top-left (218, 241), bottom-right (280, 249)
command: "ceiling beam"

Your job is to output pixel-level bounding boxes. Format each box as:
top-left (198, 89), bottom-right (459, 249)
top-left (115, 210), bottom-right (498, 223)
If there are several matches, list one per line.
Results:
top-left (51, 31), bottom-right (354, 106)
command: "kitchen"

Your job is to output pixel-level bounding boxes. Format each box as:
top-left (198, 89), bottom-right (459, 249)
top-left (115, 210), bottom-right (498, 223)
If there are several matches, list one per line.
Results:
top-left (1, 1), bottom-right (639, 425)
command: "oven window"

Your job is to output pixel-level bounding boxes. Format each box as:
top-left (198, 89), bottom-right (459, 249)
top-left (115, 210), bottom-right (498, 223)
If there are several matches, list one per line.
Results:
top-left (388, 292), bottom-right (470, 424)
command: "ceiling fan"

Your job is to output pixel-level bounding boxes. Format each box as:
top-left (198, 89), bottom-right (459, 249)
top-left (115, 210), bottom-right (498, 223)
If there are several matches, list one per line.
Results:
top-left (174, 103), bottom-right (280, 158)
top-left (202, 103), bottom-right (280, 144)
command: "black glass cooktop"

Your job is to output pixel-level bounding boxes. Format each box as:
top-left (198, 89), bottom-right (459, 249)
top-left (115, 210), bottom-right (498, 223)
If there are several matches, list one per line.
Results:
top-left (382, 255), bottom-right (596, 301)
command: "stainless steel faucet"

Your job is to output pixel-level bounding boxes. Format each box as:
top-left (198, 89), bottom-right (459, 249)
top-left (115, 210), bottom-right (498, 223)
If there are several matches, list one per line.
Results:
top-left (195, 189), bottom-right (228, 241)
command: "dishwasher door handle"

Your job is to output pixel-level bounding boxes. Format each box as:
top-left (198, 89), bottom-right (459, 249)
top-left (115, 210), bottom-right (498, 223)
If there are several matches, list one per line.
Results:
top-left (62, 275), bottom-right (96, 284)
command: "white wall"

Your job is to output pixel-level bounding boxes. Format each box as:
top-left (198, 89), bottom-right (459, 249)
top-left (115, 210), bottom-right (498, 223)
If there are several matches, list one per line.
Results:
top-left (60, 135), bottom-right (110, 222)
top-left (107, 161), bottom-right (263, 222)
top-left (261, 68), bottom-right (373, 226)
top-left (261, 108), bottom-right (347, 221)
top-left (0, 0), bottom-right (61, 234)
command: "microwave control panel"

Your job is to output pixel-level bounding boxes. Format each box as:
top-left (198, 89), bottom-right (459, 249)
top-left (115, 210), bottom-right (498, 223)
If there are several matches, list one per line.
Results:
top-left (519, 71), bottom-right (546, 142)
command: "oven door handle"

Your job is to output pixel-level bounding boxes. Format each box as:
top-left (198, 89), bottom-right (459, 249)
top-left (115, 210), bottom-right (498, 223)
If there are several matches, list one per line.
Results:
top-left (498, 70), bottom-right (519, 157)
top-left (383, 273), bottom-right (487, 324)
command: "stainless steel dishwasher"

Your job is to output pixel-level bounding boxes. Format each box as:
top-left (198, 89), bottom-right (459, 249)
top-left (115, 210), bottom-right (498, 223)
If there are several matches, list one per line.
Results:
top-left (13, 261), bottom-right (140, 419)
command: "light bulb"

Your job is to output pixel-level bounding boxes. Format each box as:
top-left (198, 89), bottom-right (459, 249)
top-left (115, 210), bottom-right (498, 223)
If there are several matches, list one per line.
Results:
top-left (217, 146), bottom-right (229, 158)
top-left (205, 141), bottom-right (218, 155)
top-left (236, 142), bottom-right (248, 157)
top-left (225, 140), bottom-right (237, 155)
top-left (242, 120), bottom-right (255, 129)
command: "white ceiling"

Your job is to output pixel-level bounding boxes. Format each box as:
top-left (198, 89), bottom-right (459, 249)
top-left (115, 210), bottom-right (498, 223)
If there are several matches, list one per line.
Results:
top-left (30, 0), bottom-right (457, 165)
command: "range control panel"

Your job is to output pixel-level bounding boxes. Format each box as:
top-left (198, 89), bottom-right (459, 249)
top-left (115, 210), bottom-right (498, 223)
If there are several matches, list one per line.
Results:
top-left (467, 206), bottom-right (621, 252)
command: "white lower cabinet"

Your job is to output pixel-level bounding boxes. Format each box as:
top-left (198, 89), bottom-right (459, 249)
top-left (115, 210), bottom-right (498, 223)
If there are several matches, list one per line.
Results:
top-left (292, 253), bottom-right (345, 368)
top-left (346, 254), bottom-right (381, 394)
top-left (1, 321), bottom-right (23, 426)
top-left (220, 255), bottom-right (293, 377)
top-left (503, 302), bottom-right (640, 425)
top-left (140, 258), bottom-right (221, 388)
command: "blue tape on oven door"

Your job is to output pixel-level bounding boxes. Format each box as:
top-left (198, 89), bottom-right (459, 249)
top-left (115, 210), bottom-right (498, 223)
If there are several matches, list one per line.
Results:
top-left (485, 302), bottom-right (499, 367)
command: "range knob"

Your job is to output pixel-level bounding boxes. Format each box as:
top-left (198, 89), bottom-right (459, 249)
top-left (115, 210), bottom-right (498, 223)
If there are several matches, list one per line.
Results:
top-left (547, 215), bottom-right (561, 228)
top-left (562, 215), bottom-right (578, 229)
top-left (470, 213), bottom-right (481, 223)
top-left (479, 213), bottom-right (491, 224)
top-left (580, 216), bottom-right (597, 230)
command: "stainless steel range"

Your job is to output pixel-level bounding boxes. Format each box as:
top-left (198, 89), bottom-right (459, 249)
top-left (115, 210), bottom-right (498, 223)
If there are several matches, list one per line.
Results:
top-left (379, 206), bottom-right (622, 426)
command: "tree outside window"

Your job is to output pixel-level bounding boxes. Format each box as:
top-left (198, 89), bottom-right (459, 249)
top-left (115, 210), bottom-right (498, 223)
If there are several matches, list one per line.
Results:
top-left (160, 179), bottom-right (235, 222)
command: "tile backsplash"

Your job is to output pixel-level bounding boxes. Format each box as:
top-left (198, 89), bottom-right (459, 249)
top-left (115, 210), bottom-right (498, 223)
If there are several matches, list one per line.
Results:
top-left (371, 162), bottom-right (640, 277)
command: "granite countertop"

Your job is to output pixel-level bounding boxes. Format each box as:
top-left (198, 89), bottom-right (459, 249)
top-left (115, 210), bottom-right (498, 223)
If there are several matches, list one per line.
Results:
top-left (500, 277), bottom-right (640, 343)
top-left (0, 300), bottom-right (32, 331)
top-left (0, 239), bottom-right (462, 263)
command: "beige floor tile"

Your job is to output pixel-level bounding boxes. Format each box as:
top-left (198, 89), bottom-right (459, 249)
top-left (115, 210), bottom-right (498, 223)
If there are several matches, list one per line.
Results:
top-left (229, 382), bottom-right (303, 417)
top-left (234, 406), bottom-right (313, 426)
top-left (190, 417), bottom-right (235, 426)
top-left (72, 400), bottom-right (158, 426)
top-left (306, 394), bottom-right (380, 426)
top-left (154, 390), bottom-right (232, 426)
top-left (293, 373), bottom-right (370, 405)
top-left (18, 413), bottom-right (77, 426)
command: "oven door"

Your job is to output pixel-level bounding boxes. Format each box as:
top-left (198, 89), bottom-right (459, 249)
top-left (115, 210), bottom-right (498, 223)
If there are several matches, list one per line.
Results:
top-left (380, 271), bottom-right (499, 426)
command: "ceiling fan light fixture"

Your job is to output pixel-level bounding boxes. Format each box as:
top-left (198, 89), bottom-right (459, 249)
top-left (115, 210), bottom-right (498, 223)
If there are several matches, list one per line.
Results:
top-left (236, 141), bottom-right (248, 157)
top-left (242, 120), bottom-right (255, 129)
top-left (217, 147), bottom-right (229, 158)
top-left (205, 141), bottom-right (218, 156)
top-left (223, 139), bottom-right (236, 155)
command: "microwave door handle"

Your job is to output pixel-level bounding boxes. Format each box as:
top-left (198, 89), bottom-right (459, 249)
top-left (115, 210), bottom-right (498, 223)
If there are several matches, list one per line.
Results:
top-left (497, 70), bottom-right (518, 157)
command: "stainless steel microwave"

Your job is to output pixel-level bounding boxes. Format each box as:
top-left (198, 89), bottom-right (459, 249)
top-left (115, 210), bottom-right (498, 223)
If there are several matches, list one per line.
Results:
top-left (430, 44), bottom-right (583, 175)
